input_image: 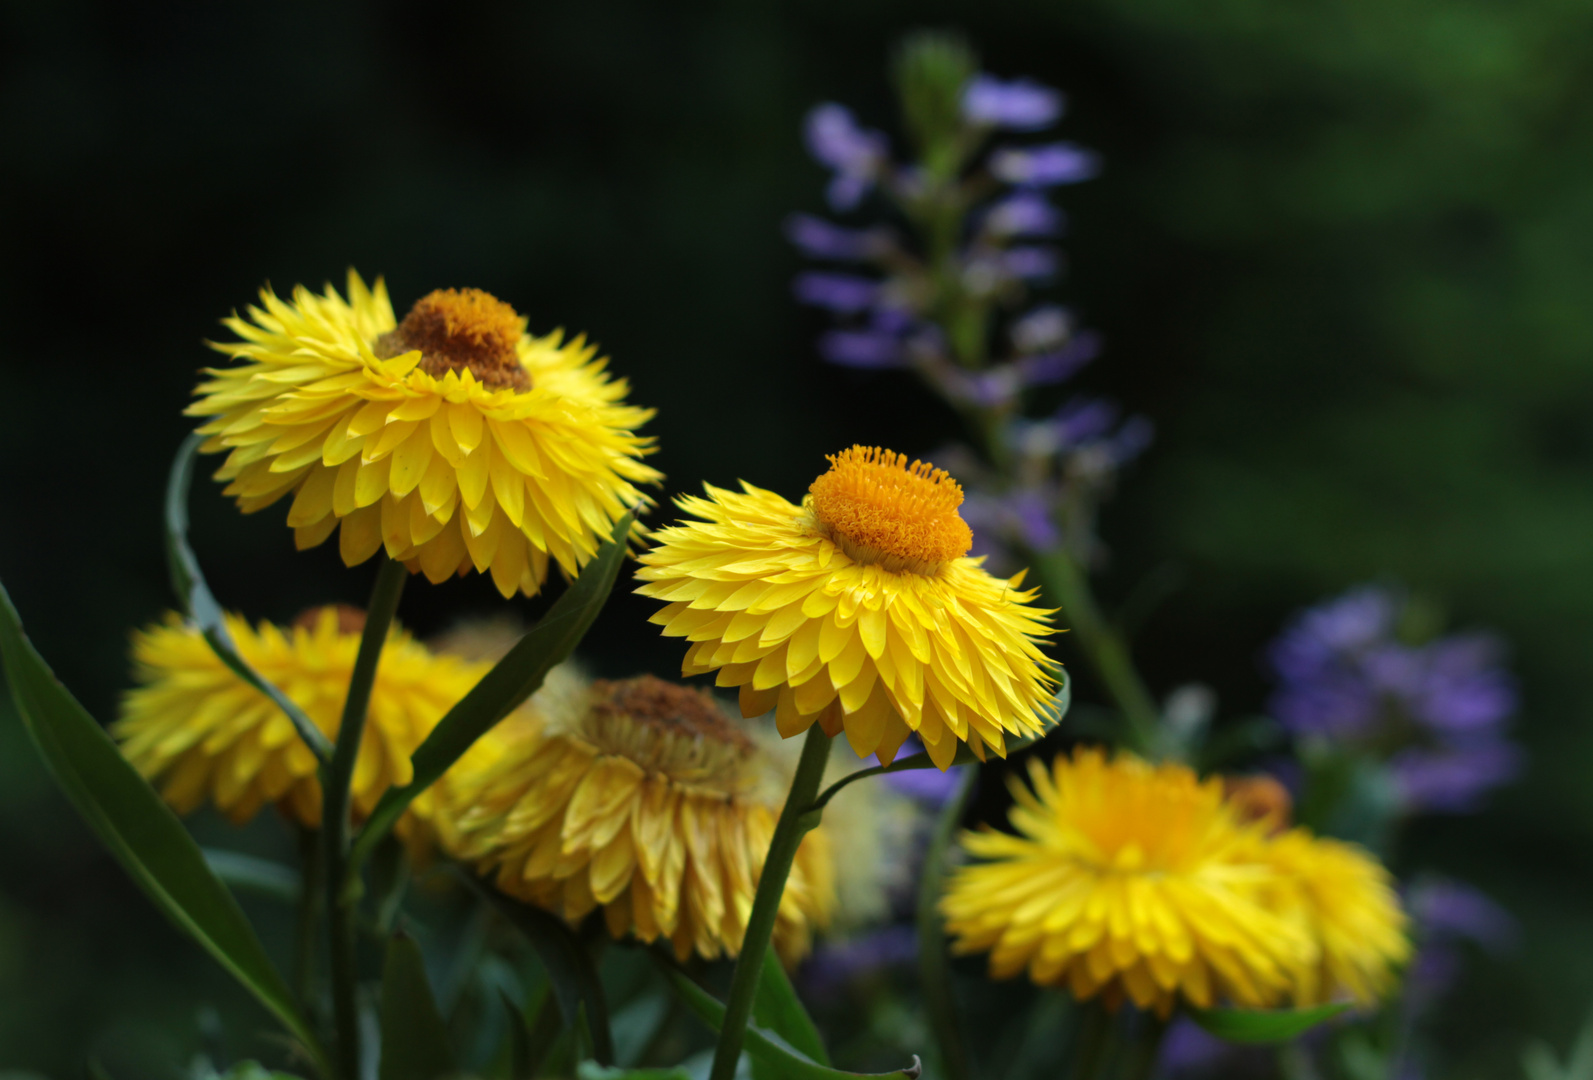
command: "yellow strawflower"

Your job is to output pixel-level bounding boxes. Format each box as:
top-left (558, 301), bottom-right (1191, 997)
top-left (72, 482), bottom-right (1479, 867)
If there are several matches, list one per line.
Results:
top-left (941, 748), bottom-right (1311, 1016)
top-left (1261, 829), bottom-right (1411, 1006)
top-left (115, 606), bottom-right (488, 836)
top-left (635, 446), bottom-right (1059, 770)
top-left (443, 673), bottom-right (834, 964)
top-left (189, 271), bottom-right (660, 598)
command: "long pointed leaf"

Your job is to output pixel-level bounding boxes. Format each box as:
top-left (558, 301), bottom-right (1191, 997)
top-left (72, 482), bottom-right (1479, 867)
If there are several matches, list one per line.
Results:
top-left (378, 932), bottom-right (456, 1080)
top-left (655, 956), bottom-right (921, 1080)
top-left (164, 433), bottom-right (331, 763)
top-left (0, 579), bottom-right (327, 1075)
top-left (1190, 1002), bottom-right (1349, 1044)
top-left (351, 509), bottom-right (637, 868)
top-left (462, 874), bottom-right (616, 1066)
top-left (753, 951), bottom-right (828, 1066)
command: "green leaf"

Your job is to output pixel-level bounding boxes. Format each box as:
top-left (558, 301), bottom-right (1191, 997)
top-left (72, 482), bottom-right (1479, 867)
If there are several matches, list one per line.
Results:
top-left (461, 874), bottom-right (616, 1066)
top-left (501, 989), bottom-right (534, 1080)
top-left (1190, 1002), bottom-right (1350, 1044)
top-left (164, 434), bottom-right (332, 764)
top-left (0, 579), bottom-right (328, 1075)
top-left (753, 951), bottom-right (828, 1066)
top-left (655, 956), bottom-right (922, 1080)
top-left (576, 1065), bottom-right (693, 1080)
top-left (202, 849), bottom-right (300, 903)
top-left (378, 932), bottom-right (456, 1080)
top-left (351, 509), bottom-right (637, 867)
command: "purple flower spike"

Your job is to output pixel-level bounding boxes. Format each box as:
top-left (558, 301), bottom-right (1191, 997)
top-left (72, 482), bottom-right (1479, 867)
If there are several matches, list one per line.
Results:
top-left (1390, 742), bottom-right (1522, 814)
top-left (1010, 305), bottom-right (1074, 353)
top-left (1016, 330), bottom-right (1100, 386)
top-left (1409, 880), bottom-right (1518, 952)
top-left (804, 104), bottom-right (888, 210)
top-left (793, 272), bottom-right (879, 313)
top-left (784, 214), bottom-right (881, 261)
top-left (801, 926), bottom-right (920, 996)
top-left (985, 192), bottom-right (1064, 238)
top-left (989, 142), bottom-right (1101, 187)
top-left (962, 75), bottom-right (1064, 131)
top-left (819, 330), bottom-right (904, 369)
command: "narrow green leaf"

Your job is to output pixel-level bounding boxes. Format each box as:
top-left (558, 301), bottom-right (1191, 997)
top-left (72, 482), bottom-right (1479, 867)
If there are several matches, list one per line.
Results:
top-left (461, 874), bottom-right (616, 1066)
top-left (0, 579), bottom-right (327, 1075)
top-left (378, 932), bottom-right (456, 1080)
top-left (655, 957), bottom-right (921, 1080)
top-left (501, 989), bottom-right (534, 1080)
top-left (1190, 1002), bottom-right (1350, 1044)
top-left (351, 509), bottom-right (637, 867)
top-left (202, 849), bottom-right (301, 903)
top-left (164, 434), bottom-right (332, 764)
top-left (753, 951), bottom-right (829, 1066)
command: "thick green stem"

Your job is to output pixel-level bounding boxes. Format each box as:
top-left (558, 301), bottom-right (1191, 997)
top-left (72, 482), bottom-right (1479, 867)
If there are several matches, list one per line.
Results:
top-left (324, 557), bottom-right (408, 1080)
top-left (707, 723), bottom-right (832, 1080)
top-left (917, 768), bottom-right (977, 1080)
top-left (1034, 548), bottom-right (1160, 755)
top-left (293, 826), bottom-right (322, 1011)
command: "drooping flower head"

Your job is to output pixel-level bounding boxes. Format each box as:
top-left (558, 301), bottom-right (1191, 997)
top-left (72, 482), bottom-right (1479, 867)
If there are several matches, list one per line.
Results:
top-left (942, 748), bottom-right (1310, 1016)
top-left (443, 674), bottom-right (833, 964)
top-left (1268, 585), bottom-right (1520, 813)
top-left (115, 606), bottom-right (488, 838)
top-left (1259, 830), bottom-right (1411, 1007)
top-left (189, 271), bottom-right (660, 598)
top-left (635, 446), bottom-right (1059, 770)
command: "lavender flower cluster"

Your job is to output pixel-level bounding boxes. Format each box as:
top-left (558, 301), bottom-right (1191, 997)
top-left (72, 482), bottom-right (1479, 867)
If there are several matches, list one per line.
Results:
top-left (1268, 586), bottom-right (1521, 813)
top-left (789, 71), bottom-right (1148, 568)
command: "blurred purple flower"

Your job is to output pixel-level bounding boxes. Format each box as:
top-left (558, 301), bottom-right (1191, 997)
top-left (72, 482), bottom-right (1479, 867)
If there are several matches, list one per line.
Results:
top-left (1015, 331), bottom-right (1100, 386)
top-left (985, 192), bottom-right (1064, 237)
top-left (884, 764), bottom-right (969, 804)
top-left (784, 214), bottom-right (881, 261)
top-left (962, 75), bottom-right (1064, 131)
top-left (801, 926), bottom-right (919, 996)
top-left (1409, 880), bottom-right (1517, 952)
top-left (1267, 586), bottom-right (1521, 814)
top-left (804, 104), bottom-right (888, 210)
top-left (819, 330), bottom-right (904, 369)
top-left (1002, 246), bottom-right (1059, 279)
top-left (1390, 742), bottom-right (1522, 813)
top-left (1010, 305), bottom-right (1074, 353)
top-left (989, 142), bottom-right (1100, 187)
top-left (793, 272), bottom-right (879, 313)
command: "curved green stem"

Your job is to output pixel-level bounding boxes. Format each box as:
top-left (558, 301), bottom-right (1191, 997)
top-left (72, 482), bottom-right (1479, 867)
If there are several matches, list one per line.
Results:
top-left (708, 723), bottom-right (832, 1080)
top-left (293, 826), bottom-right (322, 1011)
top-left (324, 556), bottom-right (408, 1080)
top-left (917, 767), bottom-right (976, 1080)
top-left (1034, 548), bottom-right (1160, 755)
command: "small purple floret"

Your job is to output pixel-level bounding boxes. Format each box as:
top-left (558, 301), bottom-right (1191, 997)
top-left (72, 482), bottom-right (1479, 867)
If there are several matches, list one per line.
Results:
top-left (804, 104), bottom-right (888, 210)
top-left (793, 272), bottom-right (879, 313)
top-left (962, 74), bottom-right (1065, 131)
top-left (989, 142), bottom-right (1100, 187)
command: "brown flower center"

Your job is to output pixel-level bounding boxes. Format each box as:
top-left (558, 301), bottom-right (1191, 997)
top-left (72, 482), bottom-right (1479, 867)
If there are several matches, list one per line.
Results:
top-left (375, 288), bottom-right (530, 391)
top-left (292, 604), bottom-right (367, 636)
top-left (581, 675), bottom-right (756, 789)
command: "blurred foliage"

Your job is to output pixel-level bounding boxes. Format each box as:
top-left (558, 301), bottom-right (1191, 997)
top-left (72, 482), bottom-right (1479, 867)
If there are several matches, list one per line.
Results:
top-left (2, 0), bottom-right (1591, 1077)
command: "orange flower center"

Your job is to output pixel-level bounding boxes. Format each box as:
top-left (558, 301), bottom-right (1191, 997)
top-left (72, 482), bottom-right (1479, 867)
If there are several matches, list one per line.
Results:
top-left (376, 287), bottom-right (530, 390)
top-left (807, 445), bottom-right (973, 573)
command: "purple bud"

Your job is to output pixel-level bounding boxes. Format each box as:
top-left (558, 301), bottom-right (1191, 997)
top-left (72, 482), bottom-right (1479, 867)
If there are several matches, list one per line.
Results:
top-left (989, 142), bottom-right (1101, 187)
top-left (818, 330), bottom-right (904, 369)
top-left (804, 104), bottom-right (888, 210)
top-left (1010, 305), bottom-right (1073, 353)
top-left (1055, 396), bottom-right (1121, 444)
top-left (1390, 742), bottom-right (1521, 814)
top-left (1002, 246), bottom-right (1059, 280)
top-left (1016, 330), bottom-right (1100, 386)
top-left (1408, 880), bottom-right (1518, 952)
top-left (784, 214), bottom-right (880, 261)
top-left (793, 272), bottom-right (879, 313)
top-left (962, 75), bottom-right (1065, 131)
top-left (985, 192), bottom-right (1064, 237)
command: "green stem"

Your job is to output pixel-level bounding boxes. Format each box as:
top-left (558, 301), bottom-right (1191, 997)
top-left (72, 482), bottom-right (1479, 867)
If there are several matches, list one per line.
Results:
top-left (323, 557), bottom-right (408, 1080)
top-left (294, 826), bottom-right (322, 1012)
top-left (1119, 1014), bottom-right (1168, 1080)
top-left (707, 723), bottom-right (832, 1080)
top-left (1070, 1004), bottom-right (1113, 1080)
top-left (917, 768), bottom-right (977, 1080)
top-left (1034, 548), bottom-right (1160, 755)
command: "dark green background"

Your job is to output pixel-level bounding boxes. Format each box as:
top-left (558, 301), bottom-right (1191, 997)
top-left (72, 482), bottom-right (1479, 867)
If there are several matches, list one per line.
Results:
top-left (2, 1), bottom-right (1589, 1076)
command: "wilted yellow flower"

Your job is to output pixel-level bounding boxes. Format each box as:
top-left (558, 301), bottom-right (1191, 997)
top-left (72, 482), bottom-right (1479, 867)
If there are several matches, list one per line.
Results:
top-left (444, 674), bottom-right (833, 963)
top-left (115, 606), bottom-right (488, 835)
top-left (636, 446), bottom-right (1058, 770)
top-left (190, 271), bottom-right (660, 598)
top-left (1260, 829), bottom-right (1410, 1006)
top-left (941, 748), bottom-right (1310, 1016)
